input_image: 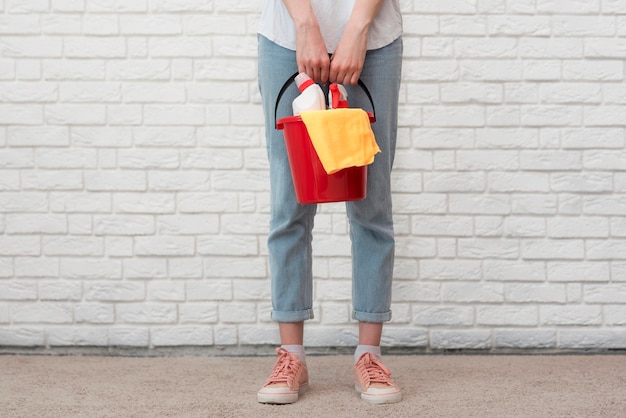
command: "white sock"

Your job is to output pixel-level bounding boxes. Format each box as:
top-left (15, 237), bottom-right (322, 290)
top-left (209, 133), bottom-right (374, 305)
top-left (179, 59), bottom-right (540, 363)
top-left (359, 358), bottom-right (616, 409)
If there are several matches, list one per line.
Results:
top-left (354, 345), bottom-right (381, 363)
top-left (281, 344), bottom-right (306, 362)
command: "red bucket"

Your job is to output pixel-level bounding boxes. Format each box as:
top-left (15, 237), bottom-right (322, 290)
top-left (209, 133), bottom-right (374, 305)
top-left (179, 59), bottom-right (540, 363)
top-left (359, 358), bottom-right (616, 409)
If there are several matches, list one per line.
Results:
top-left (277, 112), bottom-right (375, 204)
top-left (274, 74), bottom-right (377, 204)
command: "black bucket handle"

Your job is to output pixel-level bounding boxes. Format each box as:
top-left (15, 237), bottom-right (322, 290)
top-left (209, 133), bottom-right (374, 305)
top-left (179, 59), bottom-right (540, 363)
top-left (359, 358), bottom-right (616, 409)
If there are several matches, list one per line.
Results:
top-left (274, 71), bottom-right (376, 129)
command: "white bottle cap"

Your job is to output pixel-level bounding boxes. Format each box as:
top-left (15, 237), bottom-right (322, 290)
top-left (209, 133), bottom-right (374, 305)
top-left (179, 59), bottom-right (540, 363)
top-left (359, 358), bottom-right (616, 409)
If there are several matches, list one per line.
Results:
top-left (295, 73), bottom-right (314, 92)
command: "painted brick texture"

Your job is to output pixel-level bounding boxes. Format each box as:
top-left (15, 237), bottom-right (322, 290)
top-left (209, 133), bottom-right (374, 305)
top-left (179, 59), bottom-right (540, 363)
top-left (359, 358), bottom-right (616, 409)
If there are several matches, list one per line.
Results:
top-left (1, 0), bottom-right (625, 352)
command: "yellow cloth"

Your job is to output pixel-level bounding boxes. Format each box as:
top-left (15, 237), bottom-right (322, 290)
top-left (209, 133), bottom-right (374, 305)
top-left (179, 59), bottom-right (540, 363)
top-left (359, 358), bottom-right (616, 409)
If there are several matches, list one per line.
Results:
top-left (299, 108), bottom-right (380, 175)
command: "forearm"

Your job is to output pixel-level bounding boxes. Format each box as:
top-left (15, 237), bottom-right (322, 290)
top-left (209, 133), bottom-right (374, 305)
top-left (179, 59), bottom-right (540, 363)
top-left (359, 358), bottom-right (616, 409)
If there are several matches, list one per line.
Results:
top-left (346, 0), bottom-right (385, 33)
top-left (281, 0), bottom-right (319, 30)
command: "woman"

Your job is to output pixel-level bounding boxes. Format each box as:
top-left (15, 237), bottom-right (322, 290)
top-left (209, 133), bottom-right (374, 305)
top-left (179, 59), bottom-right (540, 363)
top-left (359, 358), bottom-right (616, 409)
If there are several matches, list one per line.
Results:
top-left (256, 0), bottom-right (403, 404)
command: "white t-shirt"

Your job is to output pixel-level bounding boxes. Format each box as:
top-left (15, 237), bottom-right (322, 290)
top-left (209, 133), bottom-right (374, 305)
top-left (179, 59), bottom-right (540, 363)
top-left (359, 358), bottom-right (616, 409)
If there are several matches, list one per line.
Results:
top-left (258, 0), bottom-right (402, 53)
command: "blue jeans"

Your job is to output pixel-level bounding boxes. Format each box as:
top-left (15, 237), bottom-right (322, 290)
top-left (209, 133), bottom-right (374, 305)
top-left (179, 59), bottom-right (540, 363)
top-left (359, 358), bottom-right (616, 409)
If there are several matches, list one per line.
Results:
top-left (258, 35), bottom-right (403, 323)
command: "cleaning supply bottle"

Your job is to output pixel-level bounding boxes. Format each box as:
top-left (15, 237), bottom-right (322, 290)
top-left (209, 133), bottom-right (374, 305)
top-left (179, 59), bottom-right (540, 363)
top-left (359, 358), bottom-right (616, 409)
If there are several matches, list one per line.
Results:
top-left (292, 72), bottom-right (326, 115)
top-left (328, 83), bottom-right (348, 109)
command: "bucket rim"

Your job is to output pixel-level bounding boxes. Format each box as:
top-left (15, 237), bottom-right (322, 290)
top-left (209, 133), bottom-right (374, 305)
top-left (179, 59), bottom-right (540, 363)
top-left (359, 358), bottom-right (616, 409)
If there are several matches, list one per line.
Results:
top-left (276, 111), bottom-right (375, 130)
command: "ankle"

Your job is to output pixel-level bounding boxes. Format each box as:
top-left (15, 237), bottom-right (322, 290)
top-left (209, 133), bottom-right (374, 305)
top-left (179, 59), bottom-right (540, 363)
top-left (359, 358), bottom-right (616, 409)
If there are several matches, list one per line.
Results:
top-left (281, 344), bottom-right (306, 362)
top-left (354, 345), bottom-right (381, 364)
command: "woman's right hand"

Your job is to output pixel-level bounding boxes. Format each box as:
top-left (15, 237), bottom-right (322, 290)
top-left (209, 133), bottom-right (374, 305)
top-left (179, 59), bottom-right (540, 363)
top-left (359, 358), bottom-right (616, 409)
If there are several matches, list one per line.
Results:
top-left (282, 0), bottom-right (330, 84)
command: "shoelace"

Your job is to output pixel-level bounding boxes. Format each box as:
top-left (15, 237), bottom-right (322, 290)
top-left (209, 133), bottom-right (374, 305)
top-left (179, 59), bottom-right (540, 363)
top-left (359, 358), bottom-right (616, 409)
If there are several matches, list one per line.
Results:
top-left (357, 353), bottom-right (393, 385)
top-left (265, 348), bottom-right (301, 386)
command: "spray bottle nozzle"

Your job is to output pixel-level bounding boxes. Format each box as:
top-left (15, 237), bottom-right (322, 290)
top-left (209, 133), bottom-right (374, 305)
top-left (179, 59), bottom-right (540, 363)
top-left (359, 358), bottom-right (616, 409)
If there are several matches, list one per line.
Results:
top-left (328, 83), bottom-right (348, 109)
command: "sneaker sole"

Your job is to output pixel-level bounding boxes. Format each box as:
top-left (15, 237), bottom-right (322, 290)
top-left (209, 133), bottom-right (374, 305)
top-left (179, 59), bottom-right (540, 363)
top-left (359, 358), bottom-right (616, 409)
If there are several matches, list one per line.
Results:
top-left (257, 383), bottom-right (309, 404)
top-left (355, 384), bottom-right (402, 404)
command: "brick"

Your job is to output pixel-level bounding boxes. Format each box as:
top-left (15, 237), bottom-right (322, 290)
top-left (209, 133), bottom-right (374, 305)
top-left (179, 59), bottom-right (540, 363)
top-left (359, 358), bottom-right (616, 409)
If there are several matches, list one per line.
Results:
top-left (477, 305), bottom-right (538, 326)
top-left (144, 105), bottom-right (205, 126)
top-left (117, 303), bottom-right (176, 324)
top-left (488, 16), bottom-right (550, 36)
top-left (586, 239), bottom-right (626, 260)
top-left (430, 330), bottom-right (492, 350)
top-left (152, 326), bottom-right (213, 346)
top-left (150, 37), bottom-right (212, 58)
top-left (548, 261), bottom-right (610, 282)
top-left (168, 257), bottom-right (203, 279)
top-left (186, 280), bottom-right (232, 301)
top-left (147, 280), bottom-right (185, 302)
top-left (148, 171), bottom-right (210, 192)
top-left (109, 327), bottom-right (150, 347)
top-left (520, 38), bottom-right (583, 58)
top-left (450, 194), bottom-right (510, 215)
top-left (134, 236), bottom-right (195, 257)
top-left (558, 329), bottom-right (626, 349)
top-left (584, 284), bottom-right (626, 303)
top-left (0, 327), bottom-right (45, 346)
top-left (442, 282), bottom-right (504, 303)
top-left (506, 283), bottom-right (567, 303)
top-left (563, 61), bottom-right (624, 81)
top-left (461, 60), bottom-right (522, 81)
top-left (179, 303), bottom-right (218, 324)
top-left (47, 327), bottom-right (109, 346)
top-left (484, 260), bottom-right (546, 281)
top-left (522, 239), bottom-right (584, 260)
top-left (123, 258), bottom-right (168, 280)
top-left (11, 302), bottom-right (73, 323)
top-left (583, 196), bottom-right (626, 216)
top-left (213, 325), bottom-right (238, 345)
top-left (85, 170), bottom-right (146, 191)
top-left (84, 280), bottom-right (143, 303)
top-left (22, 170), bottom-right (83, 191)
top-left (183, 15), bottom-right (246, 36)
top-left (194, 59), bottom-right (256, 81)
top-left (94, 215), bottom-right (154, 236)
top-left (42, 236), bottom-right (103, 256)
top-left (605, 306), bottom-right (626, 326)
top-left (218, 302), bottom-right (256, 323)
top-left (64, 37), bottom-right (126, 58)
top-left (540, 305), bottom-right (602, 326)
top-left (420, 260), bottom-right (482, 281)
top-left (585, 105), bottom-right (626, 126)
top-left (0, 237), bottom-right (40, 256)
top-left (0, 280), bottom-right (37, 300)
top-left (46, 104), bottom-right (106, 125)
top-left (503, 217), bottom-right (546, 237)
top-left (381, 328), bottom-right (428, 347)
top-left (107, 60), bottom-right (170, 80)
top-left (1, 37), bottom-right (63, 58)
top-left (120, 15), bottom-right (182, 35)
top-left (0, 303), bottom-right (8, 323)
top-left (0, 258), bottom-right (13, 278)
top-left (38, 281), bottom-right (82, 300)
top-left (75, 304), bottom-right (115, 324)
top-left (413, 306), bottom-right (474, 326)
top-left (494, 329), bottom-right (556, 349)
top-left (150, 0), bottom-right (214, 12)
top-left (489, 172), bottom-right (550, 193)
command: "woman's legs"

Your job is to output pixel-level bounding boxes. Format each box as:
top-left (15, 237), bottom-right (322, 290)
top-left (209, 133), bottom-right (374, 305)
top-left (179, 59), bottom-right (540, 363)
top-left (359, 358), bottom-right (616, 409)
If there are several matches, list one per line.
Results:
top-left (258, 35), bottom-right (317, 325)
top-left (347, 38), bottom-right (403, 326)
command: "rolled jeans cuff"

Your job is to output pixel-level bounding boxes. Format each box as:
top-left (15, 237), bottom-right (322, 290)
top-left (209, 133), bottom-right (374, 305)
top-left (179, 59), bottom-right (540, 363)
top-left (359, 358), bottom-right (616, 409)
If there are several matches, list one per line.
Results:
top-left (271, 308), bottom-right (315, 322)
top-left (352, 309), bottom-right (392, 323)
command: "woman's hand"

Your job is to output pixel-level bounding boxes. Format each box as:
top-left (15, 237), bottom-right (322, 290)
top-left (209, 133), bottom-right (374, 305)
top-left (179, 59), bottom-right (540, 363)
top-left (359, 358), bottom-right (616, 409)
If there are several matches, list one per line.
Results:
top-left (282, 0), bottom-right (330, 84)
top-left (329, 23), bottom-right (368, 85)
top-left (294, 22), bottom-right (331, 84)
top-left (330, 0), bottom-right (384, 85)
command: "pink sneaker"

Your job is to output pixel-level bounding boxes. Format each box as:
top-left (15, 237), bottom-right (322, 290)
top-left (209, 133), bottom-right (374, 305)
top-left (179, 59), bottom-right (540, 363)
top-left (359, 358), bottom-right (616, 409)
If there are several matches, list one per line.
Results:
top-left (354, 352), bottom-right (402, 404)
top-left (257, 347), bottom-right (309, 404)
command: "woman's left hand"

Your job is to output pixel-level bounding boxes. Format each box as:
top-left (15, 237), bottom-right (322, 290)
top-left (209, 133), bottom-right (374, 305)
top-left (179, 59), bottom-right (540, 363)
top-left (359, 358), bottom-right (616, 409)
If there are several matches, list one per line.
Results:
top-left (329, 23), bottom-right (368, 85)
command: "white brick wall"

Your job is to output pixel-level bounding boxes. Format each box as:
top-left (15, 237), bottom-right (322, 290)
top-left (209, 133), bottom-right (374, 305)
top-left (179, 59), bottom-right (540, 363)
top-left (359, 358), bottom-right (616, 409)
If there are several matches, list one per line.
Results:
top-left (1, 0), bottom-right (625, 352)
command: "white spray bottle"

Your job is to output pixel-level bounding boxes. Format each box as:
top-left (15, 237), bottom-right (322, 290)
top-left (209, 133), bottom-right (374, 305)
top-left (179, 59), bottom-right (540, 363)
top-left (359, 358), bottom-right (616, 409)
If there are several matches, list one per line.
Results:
top-left (292, 72), bottom-right (326, 116)
top-left (328, 83), bottom-right (348, 109)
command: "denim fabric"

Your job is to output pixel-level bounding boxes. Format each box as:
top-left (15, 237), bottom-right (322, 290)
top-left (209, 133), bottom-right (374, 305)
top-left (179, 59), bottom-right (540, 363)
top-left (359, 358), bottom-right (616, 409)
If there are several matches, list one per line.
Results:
top-left (258, 34), bottom-right (403, 323)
